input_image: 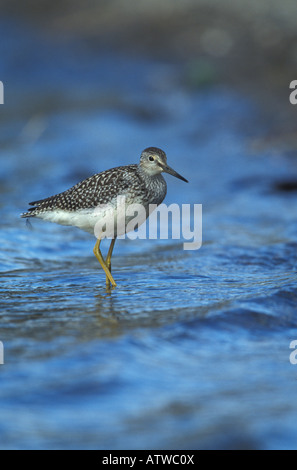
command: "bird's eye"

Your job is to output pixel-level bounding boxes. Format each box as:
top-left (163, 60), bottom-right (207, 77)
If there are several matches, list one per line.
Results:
top-left (149, 156), bottom-right (155, 162)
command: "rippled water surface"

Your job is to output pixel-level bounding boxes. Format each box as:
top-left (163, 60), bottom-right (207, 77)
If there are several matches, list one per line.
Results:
top-left (1, 19), bottom-right (297, 449)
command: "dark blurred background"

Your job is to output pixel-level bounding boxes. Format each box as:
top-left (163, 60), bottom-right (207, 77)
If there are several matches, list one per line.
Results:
top-left (2, 0), bottom-right (297, 142)
top-left (3, 0), bottom-right (297, 91)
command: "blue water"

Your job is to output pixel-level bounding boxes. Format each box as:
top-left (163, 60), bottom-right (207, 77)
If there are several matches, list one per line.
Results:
top-left (1, 19), bottom-right (297, 450)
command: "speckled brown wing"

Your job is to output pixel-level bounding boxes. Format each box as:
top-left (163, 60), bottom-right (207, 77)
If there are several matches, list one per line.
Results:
top-left (21, 165), bottom-right (140, 218)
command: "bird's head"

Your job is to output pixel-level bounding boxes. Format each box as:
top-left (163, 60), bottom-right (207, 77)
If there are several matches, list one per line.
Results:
top-left (140, 147), bottom-right (188, 182)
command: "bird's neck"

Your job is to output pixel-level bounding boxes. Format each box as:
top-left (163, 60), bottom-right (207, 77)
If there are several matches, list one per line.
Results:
top-left (137, 166), bottom-right (167, 205)
top-left (137, 165), bottom-right (164, 185)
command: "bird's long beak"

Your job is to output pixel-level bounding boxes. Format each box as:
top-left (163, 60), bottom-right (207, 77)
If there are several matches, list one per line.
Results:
top-left (160, 163), bottom-right (188, 183)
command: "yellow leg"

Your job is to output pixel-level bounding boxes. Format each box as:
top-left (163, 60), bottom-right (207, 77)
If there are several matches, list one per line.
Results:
top-left (105, 238), bottom-right (117, 287)
top-left (106, 238), bottom-right (117, 271)
top-left (93, 239), bottom-right (117, 287)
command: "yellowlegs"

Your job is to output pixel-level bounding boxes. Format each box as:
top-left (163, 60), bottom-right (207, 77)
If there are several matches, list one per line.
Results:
top-left (21, 147), bottom-right (188, 288)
